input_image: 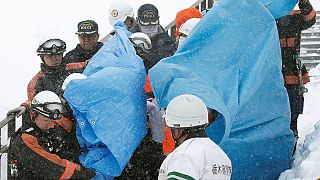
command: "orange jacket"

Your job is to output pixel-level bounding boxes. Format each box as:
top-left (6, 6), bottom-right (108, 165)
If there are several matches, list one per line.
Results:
top-left (162, 127), bottom-right (176, 155)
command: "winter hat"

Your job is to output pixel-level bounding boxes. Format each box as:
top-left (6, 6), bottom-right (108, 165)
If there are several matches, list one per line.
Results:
top-left (175, 7), bottom-right (202, 36)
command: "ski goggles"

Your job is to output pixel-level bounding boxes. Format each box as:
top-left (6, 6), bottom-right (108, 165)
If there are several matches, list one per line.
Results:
top-left (37, 39), bottom-right (66, 55)
top-left (31, 102), bottom-right (65, 120)
top-left (139, 19), bottom-right (159, 26)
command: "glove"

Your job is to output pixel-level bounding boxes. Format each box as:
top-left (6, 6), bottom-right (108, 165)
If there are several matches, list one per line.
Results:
top-left (298, 0), bottom-right (312, 14)
top-left (7, 106), bottom-right (26, 117)
top-left (82, 167), bottom-right (96, 179)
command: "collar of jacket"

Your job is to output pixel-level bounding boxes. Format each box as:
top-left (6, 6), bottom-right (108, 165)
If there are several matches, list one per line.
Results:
top-left (21, 114), bottom-right (45, 138)
top-left (76, 42), bottom-right (103, 55)
top-left (41, 63), bottom-right (66, 77)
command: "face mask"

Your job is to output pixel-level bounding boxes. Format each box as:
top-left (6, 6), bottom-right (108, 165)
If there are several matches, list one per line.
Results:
top-left (178, 36), bottom-right (187, 48)
top-left (140, 25), bottom-right (159, 37)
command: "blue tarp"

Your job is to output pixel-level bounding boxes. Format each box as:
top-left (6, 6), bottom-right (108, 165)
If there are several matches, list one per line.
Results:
top-left (64, 22), bottom-right (147, 179)
top-left (259, 0), bottom-right (298, 19)
top-left (149, 0), bottom-right (295, 179)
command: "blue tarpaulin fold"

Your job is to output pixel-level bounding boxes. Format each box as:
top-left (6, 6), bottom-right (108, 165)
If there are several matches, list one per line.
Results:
top-left (149, 0), bottom-right (295, 179)
top-left (64, 22), bottom-right (147, 179)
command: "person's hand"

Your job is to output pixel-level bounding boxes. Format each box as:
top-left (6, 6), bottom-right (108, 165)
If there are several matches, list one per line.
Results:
top-left (7, 106), bottom-right (26, 117)
top-left (298, 0), bottom-right (310, 7)
top-left (83, 167), bottom-right (96, 179)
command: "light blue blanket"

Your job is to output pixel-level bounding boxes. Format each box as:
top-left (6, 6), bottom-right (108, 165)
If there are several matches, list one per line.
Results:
top-left (64, 22), bottom-right (147, 179)
top-left (149, 0), bottom-right (297, 179)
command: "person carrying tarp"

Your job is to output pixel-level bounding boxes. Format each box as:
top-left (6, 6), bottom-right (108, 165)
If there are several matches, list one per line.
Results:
top-left (114, 32), bottom-right (165, 180)
top-left (63, 5), bottom-right (147, 178)
top-left (8, 91), bottom-right (95, 179)
top-left (149, 0), bottom-right (298, 179)
top-left (276, 0), bottom-right (316, 140)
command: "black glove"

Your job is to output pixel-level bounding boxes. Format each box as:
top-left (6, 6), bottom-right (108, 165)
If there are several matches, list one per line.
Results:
top-left (82, 167), bottom-right (96, 179)
top-left (7, 106), bottom-right (26, 117)
top-left (299, 0), bottom-right (312, 15)
top-left (134, 45), bottom-right (149, 59)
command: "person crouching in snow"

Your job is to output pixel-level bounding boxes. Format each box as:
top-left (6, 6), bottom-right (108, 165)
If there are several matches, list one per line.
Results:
top-left (159, 94), bottom-right (232, 180)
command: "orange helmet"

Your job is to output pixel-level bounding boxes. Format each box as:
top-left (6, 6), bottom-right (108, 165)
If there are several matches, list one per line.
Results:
top-left (175, 7), bottom-right (202, 36)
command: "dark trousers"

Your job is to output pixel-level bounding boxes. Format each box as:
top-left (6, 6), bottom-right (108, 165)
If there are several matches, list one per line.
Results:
top-left (115, 131), bottom-right (164, 180)
top-left (290, 113), bottom-right (299, 137)
top-left (285, 85), bottom-right (304, 137)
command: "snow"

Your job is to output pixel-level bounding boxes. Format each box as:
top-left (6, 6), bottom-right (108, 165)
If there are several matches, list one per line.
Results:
top-left (278, 65), bottom-right (320, 180)
top-left (1, 0), bottom-right (320, 179)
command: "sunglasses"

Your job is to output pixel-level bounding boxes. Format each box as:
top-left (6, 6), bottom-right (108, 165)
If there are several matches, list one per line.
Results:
top-left (31, 102), bottom-right (65, 120)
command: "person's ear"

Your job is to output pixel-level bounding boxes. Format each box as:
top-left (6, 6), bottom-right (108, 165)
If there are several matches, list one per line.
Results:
top-left (29, 110), bottom-right (38, 121)
top-left (208, 110), bottom-right (218, 124)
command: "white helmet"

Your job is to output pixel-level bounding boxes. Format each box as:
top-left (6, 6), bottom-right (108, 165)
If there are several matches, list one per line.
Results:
top-left (130, 32), bottom-right (152, 50)
top-left (31, 91), bottom-right (65, 119)
top-left (165, 94), bottom-right (208, 128)
top-left (178, 18), bottom-right (201, 36)
top-left (62, 73), bottom-right (87, 91)
top-left (108, 2), bottom-right (135, 26)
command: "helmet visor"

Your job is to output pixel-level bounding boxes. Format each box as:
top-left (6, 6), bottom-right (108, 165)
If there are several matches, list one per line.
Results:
top-left (37, 39), bottom-right (66, 55)
top-left (31, 102), bottom-right (65, 120)
top-left (42, 39), bottom-right (64, 48)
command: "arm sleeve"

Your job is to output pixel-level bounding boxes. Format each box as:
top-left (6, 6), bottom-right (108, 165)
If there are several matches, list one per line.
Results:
top-left (298, 0), bottom-right (316, 30)
top-left (10, 133), bottom-right (93, 179)
top-left (21, 71), bottom-right (44, 107)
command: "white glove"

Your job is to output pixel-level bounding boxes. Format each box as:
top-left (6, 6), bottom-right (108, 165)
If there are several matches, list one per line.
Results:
top-left (7, 106), bottom-right (27, 117)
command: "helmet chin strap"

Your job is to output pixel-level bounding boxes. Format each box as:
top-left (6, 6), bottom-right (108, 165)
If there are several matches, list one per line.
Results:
top-left (173, 127), bottom-right (208, 146)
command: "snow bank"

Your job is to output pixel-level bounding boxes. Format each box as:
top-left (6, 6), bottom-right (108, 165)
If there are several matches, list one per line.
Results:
top-left (278, 66), bottom-right (320, 180)
top-left (279, 121), bottom-right (320, 180)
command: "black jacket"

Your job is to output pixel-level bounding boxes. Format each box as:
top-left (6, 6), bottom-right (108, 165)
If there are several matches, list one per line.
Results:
top-left (64, 42), bottom-right (104, 64)
top-left (8, 113), bottom-right (94, 179)
top-left (22, 62), bottom-right (87, 107)
top-left (141, 29), bottom-right (176, 71)
top-left (115, 131), bottom-right (164, 180)
top-left (276, 0), bottom-right (315, 84)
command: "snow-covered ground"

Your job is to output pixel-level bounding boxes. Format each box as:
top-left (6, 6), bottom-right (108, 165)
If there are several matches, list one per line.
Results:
top-left (279, 64), bottom-right (320, 180)
top-left (1, 0), bottom-right (320, 179)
